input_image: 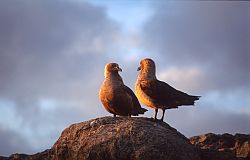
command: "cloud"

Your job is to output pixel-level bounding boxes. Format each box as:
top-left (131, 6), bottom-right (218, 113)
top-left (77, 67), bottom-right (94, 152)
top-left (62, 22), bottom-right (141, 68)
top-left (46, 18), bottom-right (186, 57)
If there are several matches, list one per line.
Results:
top-left (158, 67), bottom-right (205, 93)
top-left (0, 125), bottom-right (32, 156)
top-left (0, 0), bottom-right (121, 155)
top-left (0, 0), bottom-right (119, 112)
top-left (166, 106), bottom-right (250, 137)
top-left (142, 1), bottom-right (250, 91)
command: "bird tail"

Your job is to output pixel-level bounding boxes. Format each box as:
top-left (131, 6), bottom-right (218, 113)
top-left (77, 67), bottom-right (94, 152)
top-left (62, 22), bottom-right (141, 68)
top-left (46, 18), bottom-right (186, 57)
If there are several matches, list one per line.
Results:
top-left (182, 95), bottom-right (201, 106)
top-left (192, 95), bottom-right (201, 101)
top-left (140, 107), bottom-right (148, 114)
top-left (133, 107), bottom-right (148, 115)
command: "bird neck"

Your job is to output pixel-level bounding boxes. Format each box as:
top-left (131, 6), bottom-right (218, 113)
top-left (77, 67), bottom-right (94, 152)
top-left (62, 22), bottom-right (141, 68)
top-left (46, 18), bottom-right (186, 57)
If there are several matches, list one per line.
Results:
top-left (105, 72), bottom-right (124, 86)
top-left (138, 69), bottom-right (156, 81)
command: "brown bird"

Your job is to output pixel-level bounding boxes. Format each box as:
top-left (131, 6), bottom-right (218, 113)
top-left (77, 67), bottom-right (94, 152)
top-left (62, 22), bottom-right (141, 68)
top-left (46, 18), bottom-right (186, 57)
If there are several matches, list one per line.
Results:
top-left (99, 63), bottom-right (147, 117)
top-left (135, 58), bottom-right (200, 121)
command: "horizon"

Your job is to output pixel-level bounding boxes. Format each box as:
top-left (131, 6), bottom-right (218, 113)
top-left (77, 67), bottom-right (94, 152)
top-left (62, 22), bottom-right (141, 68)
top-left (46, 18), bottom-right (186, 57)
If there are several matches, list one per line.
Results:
top-left (0, 0), bottom-right (249, 156)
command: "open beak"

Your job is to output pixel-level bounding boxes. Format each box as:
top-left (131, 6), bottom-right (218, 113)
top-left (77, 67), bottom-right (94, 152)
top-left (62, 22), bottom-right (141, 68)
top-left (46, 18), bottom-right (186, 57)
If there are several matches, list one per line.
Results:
top-left (137, 66), bottom-right (141, 71)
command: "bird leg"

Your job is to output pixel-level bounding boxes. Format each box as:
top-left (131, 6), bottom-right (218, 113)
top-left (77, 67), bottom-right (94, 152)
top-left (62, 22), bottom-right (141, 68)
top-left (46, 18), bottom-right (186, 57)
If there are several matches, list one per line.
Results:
top-left (113, 114), bottom-right (116, 117)
top-left (161, 109), bottom-right (166, 121)
top-left (154, 108), bottom-right (158, 120)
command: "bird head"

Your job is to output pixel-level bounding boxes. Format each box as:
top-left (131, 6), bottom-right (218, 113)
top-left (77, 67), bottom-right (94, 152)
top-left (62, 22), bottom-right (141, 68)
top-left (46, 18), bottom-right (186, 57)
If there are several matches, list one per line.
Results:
top-left (137, 58), bottom-right (156, 80)
top-left (104, 63), bottom-right (122, 78)
top-left (105, 63), bottom-right (122, 72)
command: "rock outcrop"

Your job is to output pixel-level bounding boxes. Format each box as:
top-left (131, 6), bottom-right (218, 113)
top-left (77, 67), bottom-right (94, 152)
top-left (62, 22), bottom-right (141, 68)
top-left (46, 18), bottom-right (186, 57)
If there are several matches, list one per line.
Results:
top-left (1, 117), bottom-right (249, 160)
top-left (51, 117), bottom-right (200, 160)
top-left (190, 133), bottom-right (250, 160)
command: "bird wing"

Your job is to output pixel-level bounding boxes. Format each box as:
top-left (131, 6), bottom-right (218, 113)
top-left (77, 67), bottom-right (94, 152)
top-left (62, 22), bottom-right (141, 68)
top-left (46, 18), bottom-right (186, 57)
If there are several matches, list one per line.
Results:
top-left (123, 85), bottom-right (141, 108)
top-left (123, 85), bottom-right (147, 115)
top-left (140, 79), bottom-right (198, 106)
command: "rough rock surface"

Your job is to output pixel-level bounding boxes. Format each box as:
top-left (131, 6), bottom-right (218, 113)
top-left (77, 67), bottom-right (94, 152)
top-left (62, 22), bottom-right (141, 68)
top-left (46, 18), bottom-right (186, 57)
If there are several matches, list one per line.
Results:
top-left (190, 133), bottom-right (250, 160)
top-left (50, 117), bottom-right (200, 160)
top-left (0, 150), bottom-right (51, 160)
top-left (1, 117), bottom-right (249, 160)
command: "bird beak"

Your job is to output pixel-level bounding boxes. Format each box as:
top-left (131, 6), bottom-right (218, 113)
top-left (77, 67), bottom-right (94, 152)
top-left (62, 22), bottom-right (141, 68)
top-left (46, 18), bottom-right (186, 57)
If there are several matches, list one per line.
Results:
top-left (137, 66), bottom-right (141, 71)
top-left (118, 67), bottom-right (122, 72)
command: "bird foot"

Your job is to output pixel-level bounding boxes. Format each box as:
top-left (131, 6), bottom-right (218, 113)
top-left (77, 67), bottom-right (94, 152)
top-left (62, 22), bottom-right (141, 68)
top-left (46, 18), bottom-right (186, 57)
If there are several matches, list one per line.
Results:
top-left (152, 117), bottom-right (164, 123)
top-left (151, 117), bottom-right (158, 120)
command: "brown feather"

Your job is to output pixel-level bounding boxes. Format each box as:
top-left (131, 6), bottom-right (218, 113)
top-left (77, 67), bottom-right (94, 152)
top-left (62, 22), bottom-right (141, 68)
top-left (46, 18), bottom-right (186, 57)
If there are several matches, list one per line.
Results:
top-left (139, 79), bottom-right (200, 108)
top-left (99, 63), bottom-right (147, 116)
top-left (135, 58), bottom-right (200, 111)
top-left (123, 86), bottom-right (148, 115)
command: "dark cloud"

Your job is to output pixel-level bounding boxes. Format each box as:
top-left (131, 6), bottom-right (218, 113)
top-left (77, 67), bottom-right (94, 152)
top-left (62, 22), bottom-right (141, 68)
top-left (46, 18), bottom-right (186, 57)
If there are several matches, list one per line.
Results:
top-left (0, 0), bottom-right (120, 155)
top-left (0, 126), bottom-right (32, 156)
top-left (0, 0), bottom-right (119, 114)
top-left (166, 106), bottom-right (250, 137)
top-left (142, 2), bottom-right (250, 91)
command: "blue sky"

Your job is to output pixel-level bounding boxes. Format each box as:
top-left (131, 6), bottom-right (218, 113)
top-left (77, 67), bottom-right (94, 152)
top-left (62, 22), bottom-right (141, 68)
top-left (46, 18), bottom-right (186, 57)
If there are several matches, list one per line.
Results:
top-left (0, 0), bottom-right (249, 156)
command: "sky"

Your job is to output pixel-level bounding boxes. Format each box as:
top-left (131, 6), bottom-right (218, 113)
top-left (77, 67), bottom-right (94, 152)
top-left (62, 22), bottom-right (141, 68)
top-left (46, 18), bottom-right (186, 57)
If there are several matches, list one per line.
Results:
top-left (0, 0), bottom-right (249, 156)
